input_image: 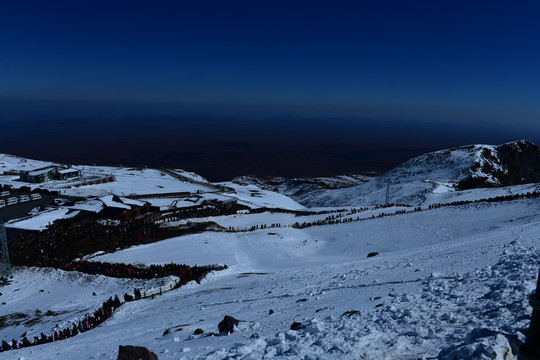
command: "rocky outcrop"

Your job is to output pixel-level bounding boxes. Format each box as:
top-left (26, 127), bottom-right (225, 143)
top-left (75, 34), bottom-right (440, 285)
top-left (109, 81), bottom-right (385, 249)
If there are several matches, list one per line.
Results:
top-left (218, 315), bottom-right (240, 334)
top-left (457, 140), bottom-right (540, 190)
top-left (117, 345), bottom-right (158, 360)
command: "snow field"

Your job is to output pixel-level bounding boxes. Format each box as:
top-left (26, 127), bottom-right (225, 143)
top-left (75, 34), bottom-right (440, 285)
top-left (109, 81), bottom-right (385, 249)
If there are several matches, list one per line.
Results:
top-left (218, 182), bottom-right (305, 210)
top-left (1, 149), bottom-right (540, 359)
top-left (2, 199), bottom-right (537, 359)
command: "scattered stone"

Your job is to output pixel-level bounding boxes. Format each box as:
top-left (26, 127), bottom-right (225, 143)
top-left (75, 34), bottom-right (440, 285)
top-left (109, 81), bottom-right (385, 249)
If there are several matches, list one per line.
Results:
top-left (367, 252), bottom-right (379, 258)
top-left (218, 316), bottom-right (239, 334)
top-left (375, 303), bottom-right (384, 308)
top-left (328, 345), bottom-right (344, 353)
top-left (117, 345), bottom-right (158, 360)
top-left (163, 323), bottom-right (191, 336)
top-left (296, 298), bottom-right (307, 303)
top-left (341, 310), bottom-right (360, 317)
top-left (193, 328), bottom-right (204, 335)
top-left (290, 322), bottom-right (304, 331)
top-left (268, 309), bottom-right (274, 315)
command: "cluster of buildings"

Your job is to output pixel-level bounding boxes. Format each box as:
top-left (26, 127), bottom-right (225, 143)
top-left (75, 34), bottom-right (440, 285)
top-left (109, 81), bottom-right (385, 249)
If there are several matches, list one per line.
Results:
top-left (19, 165), bottom-right (80, 183)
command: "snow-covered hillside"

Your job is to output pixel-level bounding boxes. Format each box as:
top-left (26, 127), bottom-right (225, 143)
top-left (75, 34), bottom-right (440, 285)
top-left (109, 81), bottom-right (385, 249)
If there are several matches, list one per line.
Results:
top-left (232, 174), bottom-right (373, 205)
top-left (0, 154), bottom-right (305, 226)
top-left (1, 197), bottom-right (539, 359)
top-left (1, 145), bottom-right (539, 360)
top-left (304, 140), bottom-right (540, 207)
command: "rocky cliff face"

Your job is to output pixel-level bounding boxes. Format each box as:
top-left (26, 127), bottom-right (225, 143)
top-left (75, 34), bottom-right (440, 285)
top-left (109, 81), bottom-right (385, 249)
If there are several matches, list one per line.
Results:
top-left (457, 140), bottom-right (540, 190)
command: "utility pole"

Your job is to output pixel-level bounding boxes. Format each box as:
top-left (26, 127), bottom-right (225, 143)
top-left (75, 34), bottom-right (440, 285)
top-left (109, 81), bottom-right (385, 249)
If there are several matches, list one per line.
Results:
top-left (385, 181), bottom-right (390, 206)
top-left (0, 222), bottom-right (12, 279)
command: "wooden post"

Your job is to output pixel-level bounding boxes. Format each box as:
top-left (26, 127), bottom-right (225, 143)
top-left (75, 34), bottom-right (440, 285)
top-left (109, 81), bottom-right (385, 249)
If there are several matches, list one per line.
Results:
top-left (520, 268), bottom-right (540, 360)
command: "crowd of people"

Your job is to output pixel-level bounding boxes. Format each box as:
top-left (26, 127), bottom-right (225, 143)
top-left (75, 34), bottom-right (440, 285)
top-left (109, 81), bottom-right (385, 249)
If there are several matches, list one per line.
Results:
top-left (10, 216), bottom-right (193, 269)
top-left (2, 214), bottom-right (228, 352)
top-left (1, 292), bottom-right (124, 352)
top-left (28, 258), bottom-right (225, 282)
top-left (0, 259), bottom-right (226, 353)
top-left (162, 202), bottom-right (240, 221)
top-left (427, 190), bottom-right (540, 209)
top-left (224, 191), bottom-right (540, 232)
top-left (4, 187), bottom-right (537, 352)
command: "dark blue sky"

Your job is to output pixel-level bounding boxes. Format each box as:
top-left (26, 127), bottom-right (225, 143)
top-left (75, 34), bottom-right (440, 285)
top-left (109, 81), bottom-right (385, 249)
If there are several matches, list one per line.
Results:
top-left (1, 1), bottom-right (539, 179)
top-left (2, 1), bottom-right (539, 117)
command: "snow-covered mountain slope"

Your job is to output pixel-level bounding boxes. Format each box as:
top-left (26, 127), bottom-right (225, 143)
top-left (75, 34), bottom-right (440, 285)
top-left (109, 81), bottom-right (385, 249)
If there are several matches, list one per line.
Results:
top-left (0, 154), bottom-right (304, 212)
top-left (304, 140), bottom-right (540, 207)
top-left (217, 182), bottom-right (305, 211)
top-left (0, 154), bottom-right (57, 173)
top-left (0, 154), bottom-right (214, 197)
top-left (1, 198), bottom-right (539, 359)
top-left (232, 174), bottom-right (373, 205)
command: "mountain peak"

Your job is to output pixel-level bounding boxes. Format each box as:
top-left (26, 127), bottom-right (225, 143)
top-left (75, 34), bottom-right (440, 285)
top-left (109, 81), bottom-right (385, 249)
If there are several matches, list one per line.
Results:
top-left (301, 140), bottom-right (540, 207)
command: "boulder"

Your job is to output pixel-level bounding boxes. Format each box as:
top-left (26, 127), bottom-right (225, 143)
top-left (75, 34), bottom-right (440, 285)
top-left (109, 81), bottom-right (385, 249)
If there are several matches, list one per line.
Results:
top-left (218, 315), bottom-right (239, 334)
top-left (117, 345), bottom-right (158, 360)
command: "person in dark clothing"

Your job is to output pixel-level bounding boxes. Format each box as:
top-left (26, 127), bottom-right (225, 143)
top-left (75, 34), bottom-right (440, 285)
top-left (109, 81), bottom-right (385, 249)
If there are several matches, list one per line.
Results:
top-left (1, 340), bottom-right (10, 351)
top-left (113, 295), bottom-right (121, 308)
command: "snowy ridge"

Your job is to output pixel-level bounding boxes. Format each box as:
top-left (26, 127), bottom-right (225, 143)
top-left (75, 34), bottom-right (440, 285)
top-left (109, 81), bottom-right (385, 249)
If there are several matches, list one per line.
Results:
top-left (303, 140), bottom-right (540, 207)
top-left (232, 174), bottom-right (374, 205)
top-left (0, 153), bottom-right (60, 173)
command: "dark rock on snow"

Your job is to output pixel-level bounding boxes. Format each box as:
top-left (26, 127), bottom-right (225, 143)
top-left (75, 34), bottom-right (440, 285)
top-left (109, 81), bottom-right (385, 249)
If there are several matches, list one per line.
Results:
top-left (341, 310), bottom-right (360, 317)
top-left (218, 315), bottom-right (239, 334)
top-left (367, 252), bottom-right (379, 258)
top-left (117, 345), bottom-right (158, 360)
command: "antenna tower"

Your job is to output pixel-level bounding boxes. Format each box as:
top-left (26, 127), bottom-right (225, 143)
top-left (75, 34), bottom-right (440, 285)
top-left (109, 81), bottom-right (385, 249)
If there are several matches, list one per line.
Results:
top-left (0, 222), bottom-right (12, 279)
